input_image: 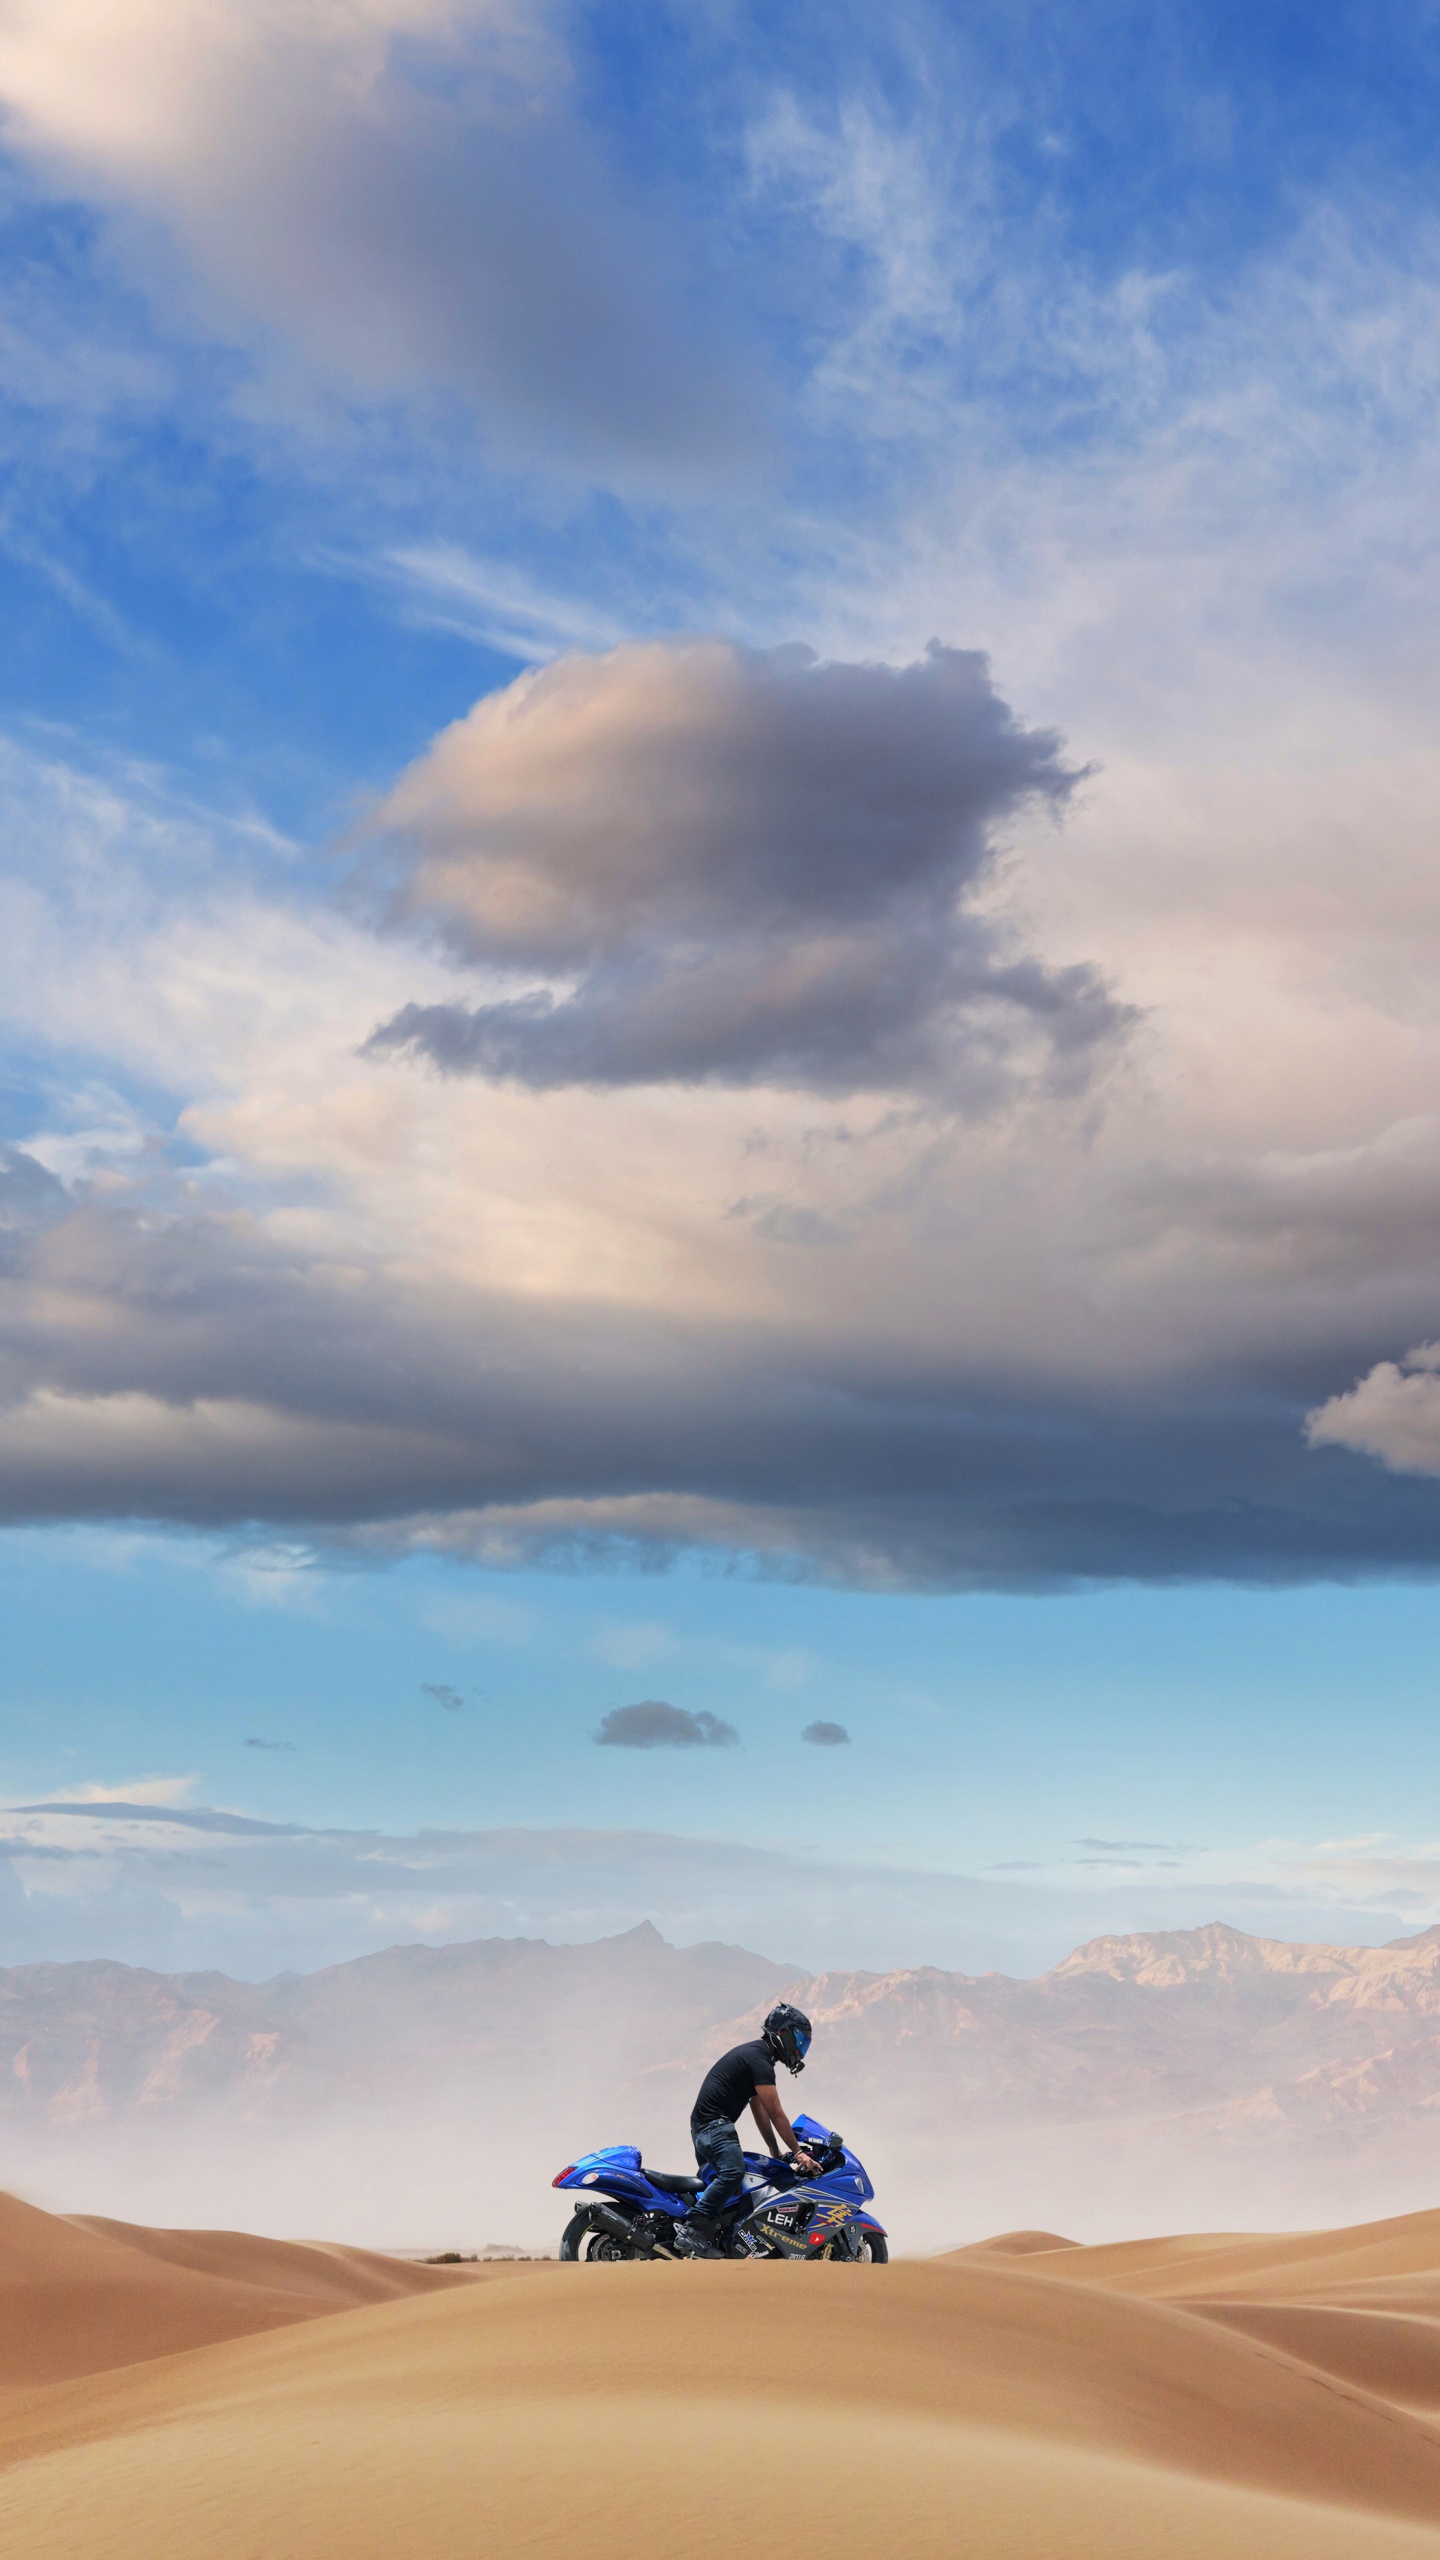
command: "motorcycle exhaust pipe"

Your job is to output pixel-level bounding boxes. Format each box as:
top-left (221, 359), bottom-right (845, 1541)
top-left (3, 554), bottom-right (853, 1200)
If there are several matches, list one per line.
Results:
top-left (586, 2201), bottom-right (657, 2258)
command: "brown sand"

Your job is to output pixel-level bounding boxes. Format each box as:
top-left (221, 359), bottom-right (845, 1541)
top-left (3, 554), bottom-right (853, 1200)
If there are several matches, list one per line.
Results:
top-left (6, 2196), bottom-right (1440, 2557)
top-left (948, 2204), bottom-right (1440, 2427)
top-left (0, 2191), bottom-right (467, 2385)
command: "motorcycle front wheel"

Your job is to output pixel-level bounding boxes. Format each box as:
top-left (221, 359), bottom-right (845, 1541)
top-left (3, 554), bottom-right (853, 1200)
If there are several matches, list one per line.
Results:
top-left (559, 2210), bottom-right (634, 2261)
top-left (815, 2230), bottom-right (888, 2263)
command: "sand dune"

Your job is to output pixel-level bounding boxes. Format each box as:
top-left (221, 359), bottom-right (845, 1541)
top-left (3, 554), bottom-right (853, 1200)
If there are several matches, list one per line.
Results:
top-left (949, 2207), bottom-right (1440, 2449)
top-left (976, 2204), bottom-right (1440, 2300)
top-left (0, 2192), bottom-right (465, 2385)
top-left (5, 2196), bottom-right (1440, 2557)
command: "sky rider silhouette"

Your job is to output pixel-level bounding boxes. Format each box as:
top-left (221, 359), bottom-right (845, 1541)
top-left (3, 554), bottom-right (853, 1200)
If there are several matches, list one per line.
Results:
top-left (673, 2002), bottom-right (815, 2258)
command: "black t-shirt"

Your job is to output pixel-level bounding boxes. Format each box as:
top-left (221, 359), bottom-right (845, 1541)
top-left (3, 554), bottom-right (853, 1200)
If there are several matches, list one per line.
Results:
top-left (691, 2037), bottom-right (776, 2129)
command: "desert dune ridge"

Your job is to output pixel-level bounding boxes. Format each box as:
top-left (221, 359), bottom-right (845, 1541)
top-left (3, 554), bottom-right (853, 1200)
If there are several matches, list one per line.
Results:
top-left (7, 2191), bottom-right (1440, 2557)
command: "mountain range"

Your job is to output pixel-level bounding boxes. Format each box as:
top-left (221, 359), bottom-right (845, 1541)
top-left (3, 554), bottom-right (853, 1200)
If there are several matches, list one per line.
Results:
top-left (5, 1919), bottom-right (1440, 2249)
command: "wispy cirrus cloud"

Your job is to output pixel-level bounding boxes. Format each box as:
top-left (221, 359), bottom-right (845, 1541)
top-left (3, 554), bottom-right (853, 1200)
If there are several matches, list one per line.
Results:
top-left (375, 546), bottom-right (630, 662)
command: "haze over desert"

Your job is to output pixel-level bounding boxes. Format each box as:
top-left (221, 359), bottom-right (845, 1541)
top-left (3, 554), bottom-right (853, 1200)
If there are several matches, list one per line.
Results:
top-left (13, 1913), bottom-right (1440, 2250)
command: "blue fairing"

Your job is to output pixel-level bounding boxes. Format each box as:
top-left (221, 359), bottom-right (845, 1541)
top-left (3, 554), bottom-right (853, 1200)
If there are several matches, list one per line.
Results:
top-left (555, 2142), bottom-right (687, 2216)
top-left (790, 2114), bottom-right (875, 2205)
top-left (553, 2112), bottom-right (885, 2238)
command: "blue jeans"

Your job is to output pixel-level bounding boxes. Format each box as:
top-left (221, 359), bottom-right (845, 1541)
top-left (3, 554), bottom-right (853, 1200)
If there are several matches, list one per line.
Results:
top-left (691, 2117), bottom-right (745, 2217)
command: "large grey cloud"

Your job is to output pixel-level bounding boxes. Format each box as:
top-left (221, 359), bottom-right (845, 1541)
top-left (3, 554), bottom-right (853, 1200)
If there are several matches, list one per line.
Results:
top-left (364, 638), bottom-right (1126, 1098)
top-left (4, 695), bottom-right (1440, 1591)
top-left (4, 1153), bottom-right (1440, 1583)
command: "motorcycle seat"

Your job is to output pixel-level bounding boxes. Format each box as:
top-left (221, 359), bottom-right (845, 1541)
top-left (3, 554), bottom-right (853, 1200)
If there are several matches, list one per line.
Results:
top-left (643, 2169), bottom-right (704, 2196)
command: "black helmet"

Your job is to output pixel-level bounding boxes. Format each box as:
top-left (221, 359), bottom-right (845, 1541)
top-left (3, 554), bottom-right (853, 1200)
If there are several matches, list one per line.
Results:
top-left (763, 2002), bottom-right (812, 2074)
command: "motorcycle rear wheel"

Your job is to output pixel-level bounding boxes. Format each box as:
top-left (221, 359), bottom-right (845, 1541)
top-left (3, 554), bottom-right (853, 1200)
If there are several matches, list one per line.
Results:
top-left (559, 2210), bottom-right (633, 2261)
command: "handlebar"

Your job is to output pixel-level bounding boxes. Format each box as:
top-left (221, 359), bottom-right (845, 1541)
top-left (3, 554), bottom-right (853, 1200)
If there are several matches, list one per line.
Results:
top-left (792, 2135), bottom-right (845, 2176)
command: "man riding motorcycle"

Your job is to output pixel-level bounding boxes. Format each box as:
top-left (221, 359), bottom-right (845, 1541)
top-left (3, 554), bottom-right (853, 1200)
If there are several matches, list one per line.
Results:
top-left (673, 2001), bottom-right (815, 2259)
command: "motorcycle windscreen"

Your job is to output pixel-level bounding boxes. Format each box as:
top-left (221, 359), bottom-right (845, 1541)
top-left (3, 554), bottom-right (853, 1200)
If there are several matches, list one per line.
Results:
top-left (791, 2112), bottom-right (833, 2146)
top-left (791, 2114), bottom-right (873, 2202)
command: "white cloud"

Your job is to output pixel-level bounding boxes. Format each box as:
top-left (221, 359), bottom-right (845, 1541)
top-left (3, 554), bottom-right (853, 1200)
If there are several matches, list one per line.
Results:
top-left (1307, 1347), bottom-right (1440, 1477)
top-left (32, 1772), bottom-right (198, 1807)
top-left (377, 546), bottom-right (629, 661)
top-left (218, 1541), bottom-right (329, 1613)
top-left (0, 0), bottom-right (758, 481)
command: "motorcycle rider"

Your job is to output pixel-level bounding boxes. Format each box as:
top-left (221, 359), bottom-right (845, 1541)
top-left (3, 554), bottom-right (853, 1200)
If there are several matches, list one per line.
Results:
top-left (673, 2001), bottom-right (815, 2259)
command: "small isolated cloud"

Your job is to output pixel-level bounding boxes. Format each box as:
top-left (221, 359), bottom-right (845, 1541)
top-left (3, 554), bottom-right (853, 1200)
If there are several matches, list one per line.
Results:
top-left (365, 637), bottom-right (1123, 1102)
top-left (244, 1737), bottom-right (296, 1754)
top-left (1308, 1345), bottom-right (1440, 1477)
top-left (594, 1700), bottom-right (739, 1749)
top-left (801, 1720), bottom-right (851, 1746)
top-left (421, 1683), bottom-right (466, 1713)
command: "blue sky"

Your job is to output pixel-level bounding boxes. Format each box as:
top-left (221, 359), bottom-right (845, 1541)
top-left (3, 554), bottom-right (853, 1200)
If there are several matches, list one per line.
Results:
top-left (5, 0), bottom-right (1440, 1977)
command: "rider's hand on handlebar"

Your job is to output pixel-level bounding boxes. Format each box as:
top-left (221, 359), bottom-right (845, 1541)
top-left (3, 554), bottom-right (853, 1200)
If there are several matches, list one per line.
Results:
top-left (790, 2146), bottom-right (820, 2176)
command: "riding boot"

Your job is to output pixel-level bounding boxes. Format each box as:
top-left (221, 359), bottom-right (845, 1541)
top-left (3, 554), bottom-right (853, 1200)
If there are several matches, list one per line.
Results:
top-left (673, 2212), bottom-right (725, 2259)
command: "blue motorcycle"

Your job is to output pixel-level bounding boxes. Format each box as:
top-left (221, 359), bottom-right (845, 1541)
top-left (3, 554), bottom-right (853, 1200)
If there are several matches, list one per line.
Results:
top-left (552, 2112), bottom-right (889, 2262)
